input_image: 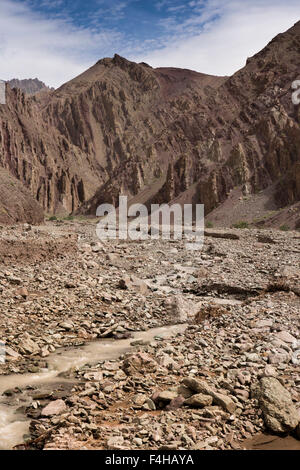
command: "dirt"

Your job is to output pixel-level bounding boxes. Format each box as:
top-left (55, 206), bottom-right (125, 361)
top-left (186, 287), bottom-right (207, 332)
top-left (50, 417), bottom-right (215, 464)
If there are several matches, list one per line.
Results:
top-left (0, 220), bottom-right (299, 450)
top-left (243, 433), bottom-right (300, 450)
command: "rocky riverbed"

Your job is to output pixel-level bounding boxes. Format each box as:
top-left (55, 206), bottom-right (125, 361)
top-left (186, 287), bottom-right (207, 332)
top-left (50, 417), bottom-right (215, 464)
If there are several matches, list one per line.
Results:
top-left (0, 220), bottom-right (299, 450)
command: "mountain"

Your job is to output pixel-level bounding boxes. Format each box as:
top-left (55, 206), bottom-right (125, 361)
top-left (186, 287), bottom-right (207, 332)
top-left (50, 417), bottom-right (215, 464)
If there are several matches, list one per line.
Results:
top-left (6, 78), bottom-right (52, 95)
top-left (0, 21), bottom-right (299, 226)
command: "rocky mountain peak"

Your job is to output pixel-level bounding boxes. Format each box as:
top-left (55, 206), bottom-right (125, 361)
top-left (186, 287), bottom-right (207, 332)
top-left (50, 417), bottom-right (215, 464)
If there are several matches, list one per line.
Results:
top-left (6, 78), bottom-right (53, 95)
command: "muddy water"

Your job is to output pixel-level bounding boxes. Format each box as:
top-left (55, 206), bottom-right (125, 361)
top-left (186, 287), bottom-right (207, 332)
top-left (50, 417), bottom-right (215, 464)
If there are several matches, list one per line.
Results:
top-left (0, 324), bottom-right (187, 450)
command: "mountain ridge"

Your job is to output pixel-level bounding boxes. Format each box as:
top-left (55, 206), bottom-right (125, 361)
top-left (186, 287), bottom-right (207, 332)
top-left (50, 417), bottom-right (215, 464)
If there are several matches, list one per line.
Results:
top-left (0, 21), bottom-right (299, 227)
top-left (6, 78), bottom-right (53, 95)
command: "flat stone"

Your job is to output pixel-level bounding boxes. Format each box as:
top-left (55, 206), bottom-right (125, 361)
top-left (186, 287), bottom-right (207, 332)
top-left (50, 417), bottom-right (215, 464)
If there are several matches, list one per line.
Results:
top-left (184, 393), bottom-right (213, 408)
top-left (182, 377), bottom-right (213, 395)
top-left (256, 320), bottom-right (273, 328)
top-left (275, 331), bottom-right (297, 344)
top-left (154, 390), bottom-right (178, 403)
top-left (41, 399), bottom-right (67, 417)
top-left (182, 377), bottom-right (235, 413)
top-left (59, 321), bottom-right (73, 331)
top-left (210, 392), bottom-right (236, 414)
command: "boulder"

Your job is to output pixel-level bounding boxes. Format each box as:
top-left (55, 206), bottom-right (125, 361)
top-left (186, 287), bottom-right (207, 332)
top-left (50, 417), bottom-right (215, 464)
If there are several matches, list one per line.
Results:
top-left (41, 399), bottom-right (67, 417)
top-left (20, 333), bottom-right (40, 355)
top-left (182, 377), bottom-right (236, 413)
top-left (152, 390), bottom-right (178, 404)
top-left (254, 377), bottom-right (299, 433)
top-left (122, 352), bottom-right (158, 376)
top-left (164, 295), bottom-right (198, 323)
top-left (184, 393), bottom-right (213, 408)
top-left (182, 377), bottom-right (213, 395)
top-left (275, 331), bottom-right (297, 344)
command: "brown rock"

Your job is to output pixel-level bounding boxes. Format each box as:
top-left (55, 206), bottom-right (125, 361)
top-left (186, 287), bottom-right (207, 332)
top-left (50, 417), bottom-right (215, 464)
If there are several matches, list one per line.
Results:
top-left (184, 393), bottom-right (213, 408)
top-left (41, 399), bottom-right (67, 417)
top-left (254, 377), bottom-right (300, 433)
top-left (165, 396), bottom-right (186, 411)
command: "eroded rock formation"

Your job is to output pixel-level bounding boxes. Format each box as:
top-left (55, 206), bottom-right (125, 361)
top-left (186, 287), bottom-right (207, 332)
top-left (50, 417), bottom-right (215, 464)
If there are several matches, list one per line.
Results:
top-left (0, 22), bottom-right (299, 224)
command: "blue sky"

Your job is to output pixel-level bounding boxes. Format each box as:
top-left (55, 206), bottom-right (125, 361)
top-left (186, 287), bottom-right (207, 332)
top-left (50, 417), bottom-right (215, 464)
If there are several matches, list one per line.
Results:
top-left (1, 0), bottom-right (300, 87)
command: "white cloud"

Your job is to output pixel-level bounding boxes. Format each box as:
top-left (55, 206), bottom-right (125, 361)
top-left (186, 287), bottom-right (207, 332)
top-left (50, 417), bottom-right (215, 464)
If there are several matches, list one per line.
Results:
top-left (0, 0), bottom-right (299, 89)
top-left (0, 0), bottom-right (122, 88)
top-left (132, 0), bottom-right (300, 76)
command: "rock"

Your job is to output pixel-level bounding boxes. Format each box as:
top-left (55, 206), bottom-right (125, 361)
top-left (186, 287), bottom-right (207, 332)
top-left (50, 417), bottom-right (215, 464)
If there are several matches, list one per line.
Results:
top-left (184, 393), bottom-right (213, 408)
top-left (210, 392), bottom-right (236, 413)
top-left (275, 331), bottom-right (297, 344)
top-left (164, 295), bottom-right (198, 323)
top-left (153, 390), bottom-right (178, 404)
top-left (122, 352), bottom-right (158, 375)
top-left (59, 321), bottom-right (73, 331)
top-left (16, 287), bottom-right (28, 298)
top-left (254, 377), bottom-right (299, 433)
top-left (263, 365), bottom-right (278, 377)
top-left (20, 333), bottom-right (40, 355)
top-left (157, 353), bottom-right (179, 370)
top-left (133, 437), bottom-right (143, 446)
top-left (182, 377), bottom-right (213, 395)
top-left (8, 276), bottom-right (22, 285)
top-left (143, 398), bottom-right (156, 411)
top-left (165, 396), bottom-right (186, 411)
top-left (245, 353), bottom-right (261, 362)
top-left (159, 442), bottom-right (181, 450)
top-left (5, 346), bottom-right (21, 361)
top-left (176, 384), bottom-right (194, 399)
top-left (268, 352), bottom-right (290, 364)
top-left (41, 347), bottom-right (50, 357)
top-left (133, 394), bottom-right (147, 406)
top-left (234, 389), bottom-right (249, 401)
top-left (41, 399), bottom-right (67, 417)
top-left (107, 436), bottom-right (124, 450)
top-left (106, 253), bottom-right (122, 267)
top-left (182, 377), bottom-right (235, 413)
top-left (100, 324), bottom-right (119, 338)
top-left (256, 319), bottom-right (273, 328)
top-left (118, 275), bottom-right (149, 295)
top-left (65, 282), bottom-right (76, 288)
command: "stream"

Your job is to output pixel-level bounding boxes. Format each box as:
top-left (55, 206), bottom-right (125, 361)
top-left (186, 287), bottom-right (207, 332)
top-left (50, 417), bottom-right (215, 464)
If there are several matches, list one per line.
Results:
top-left (0, 324), bottom-right (187, 450)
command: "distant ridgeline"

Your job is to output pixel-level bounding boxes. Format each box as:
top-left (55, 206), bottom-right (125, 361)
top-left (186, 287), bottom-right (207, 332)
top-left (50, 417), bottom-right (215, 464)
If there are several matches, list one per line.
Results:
top-left (6, 78), bottom-right (52, 95)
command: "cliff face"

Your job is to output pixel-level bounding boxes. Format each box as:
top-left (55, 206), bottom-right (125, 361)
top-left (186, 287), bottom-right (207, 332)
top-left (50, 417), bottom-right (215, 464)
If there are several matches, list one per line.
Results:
top-left (0, 86), bottom-right (92, 215)
top-left (76, 22), bottom-right (300, 217)
top-left (0, 22), bottom-right (299, 224)
top-left (0, 168), bottom-right (44, 224)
